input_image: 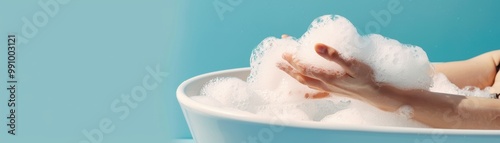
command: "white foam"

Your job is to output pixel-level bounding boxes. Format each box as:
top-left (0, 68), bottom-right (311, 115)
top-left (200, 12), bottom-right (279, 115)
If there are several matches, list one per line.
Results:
top-left (191, 96), bottom-right (255, 116)
top-left (429, 72), bottom-right (492, 98)
top-left (255, 103), bottom-right (310, 121)
top-left (320, 99), bottom-right (427, 127)
top-left (190, 15), bottom-right (494, 128)
top-left (200, 77), bottom-right (256, 111)
top-left (397, 105), bottom-right (415, 119)
top-left (191, 95), bottom-right (223, 107)
top-left (293, 15), bottom-right (433, 90)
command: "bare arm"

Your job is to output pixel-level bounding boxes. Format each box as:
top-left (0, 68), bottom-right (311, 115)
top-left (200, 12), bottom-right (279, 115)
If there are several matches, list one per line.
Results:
top-left (433, 50), bottom-right (500, 91)
top-left (379, 85), bottom-right (500, 129)
top-left (278, 44), bottom-right (500, 129)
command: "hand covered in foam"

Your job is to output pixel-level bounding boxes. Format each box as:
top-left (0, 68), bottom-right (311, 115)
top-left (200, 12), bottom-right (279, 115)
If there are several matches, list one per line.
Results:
top-left (278, 43), bottom-right (405, 111)
top-left (278, 43), bottom-right (375, 97)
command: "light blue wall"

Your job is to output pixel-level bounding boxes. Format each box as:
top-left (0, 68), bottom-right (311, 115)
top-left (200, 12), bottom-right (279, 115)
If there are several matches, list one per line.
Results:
top-left (171, 0), bottom-right (500, 140)
top-left (0, 0), bottom-right (178, 143)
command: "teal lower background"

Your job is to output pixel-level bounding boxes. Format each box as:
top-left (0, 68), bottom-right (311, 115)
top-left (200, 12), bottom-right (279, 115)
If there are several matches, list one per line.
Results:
top-left (0, 0), bottom-right (499, 143)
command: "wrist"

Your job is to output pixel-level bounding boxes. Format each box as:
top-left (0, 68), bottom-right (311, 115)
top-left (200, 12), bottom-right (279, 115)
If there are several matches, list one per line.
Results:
top-left (367, 84), bottom-right (410, 112)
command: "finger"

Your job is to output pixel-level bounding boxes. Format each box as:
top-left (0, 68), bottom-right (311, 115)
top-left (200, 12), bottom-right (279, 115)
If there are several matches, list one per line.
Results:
top-left (277, 62), bottom-right (355, 97)
top-left (276, 62), bottom-right (329, 91)
top-left (282, 52), bottom-right (308, 74)
top-left (306, 65), bottom-right (349, 82)
top-left (276, 62), bottom-right (310, 84)
top-left (281, 34), bottom-right (289, 39)
top-left (283, 52), bottom-right (350, 82)
top-left (276, 62), bottom-right (295, 74)
top-left (305, 92), bottom-right (330, 99)
top-left (315, 43), bottom-right (355, 76)
top-left (314, 43), bottom-right (349, 65)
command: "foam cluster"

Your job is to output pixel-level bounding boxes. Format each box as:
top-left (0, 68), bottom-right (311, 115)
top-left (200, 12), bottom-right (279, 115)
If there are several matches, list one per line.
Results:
top-left (191, 15), bottom-right (494, 128)
top-left (429, 73), bottom-right (492, 98)
top-left (293, 15), bottom-right (433, 90)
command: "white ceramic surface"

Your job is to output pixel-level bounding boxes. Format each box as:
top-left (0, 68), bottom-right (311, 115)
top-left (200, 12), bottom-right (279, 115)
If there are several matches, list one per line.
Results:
top-left (177, 68), bottom-right (500, 143)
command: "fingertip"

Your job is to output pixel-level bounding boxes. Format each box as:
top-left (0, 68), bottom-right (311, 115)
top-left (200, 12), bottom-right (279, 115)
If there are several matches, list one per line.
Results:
top-left (315, 43), bottom-right (325, 52)
top-left (283, 52), bottom-right (291, 57)
top-left (313, 92), bottom-right (330, 99)
top-left (282, 52), bottom-right (292, 61)
top-left (315, 44), bottom-right (338, 61)
top-left (305, 92), bottom-right (330, 99)
top-left (276, 62), bottom-right (293, 73)
top-left (281, 34), bottom-right (289, 39)
top-left (276, 62), bottom-right (286, 70)
top-left (315, 43), bottom-right (331, 55)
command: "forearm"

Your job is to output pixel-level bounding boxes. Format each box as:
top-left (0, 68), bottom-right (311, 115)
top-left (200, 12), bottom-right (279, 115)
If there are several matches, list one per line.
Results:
top-left (433, 50), bottom-right (500, 89)
top-left (379, 87), bottom-right (500, 129)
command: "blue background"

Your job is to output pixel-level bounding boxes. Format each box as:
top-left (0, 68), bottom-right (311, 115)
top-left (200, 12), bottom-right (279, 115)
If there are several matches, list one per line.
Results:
top-left (0, 0), bottom-right (499, 142)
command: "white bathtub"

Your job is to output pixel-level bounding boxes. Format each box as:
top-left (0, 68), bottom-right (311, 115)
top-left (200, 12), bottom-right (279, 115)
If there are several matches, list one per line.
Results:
top-left (177, 68), bottom-right (500, 143)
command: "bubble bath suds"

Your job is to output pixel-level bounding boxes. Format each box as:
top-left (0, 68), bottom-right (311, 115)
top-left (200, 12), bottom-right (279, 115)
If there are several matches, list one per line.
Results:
top-left (191, 15), bottom-right (493, 127)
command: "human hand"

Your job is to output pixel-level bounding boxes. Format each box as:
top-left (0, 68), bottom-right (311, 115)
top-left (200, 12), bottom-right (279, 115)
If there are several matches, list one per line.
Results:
top-left (277, 43), bottom-right (377, 97)
top-left (280, 34), bottom-right (330, 99)
top-left (277, 43), bottom-right (404, 111)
